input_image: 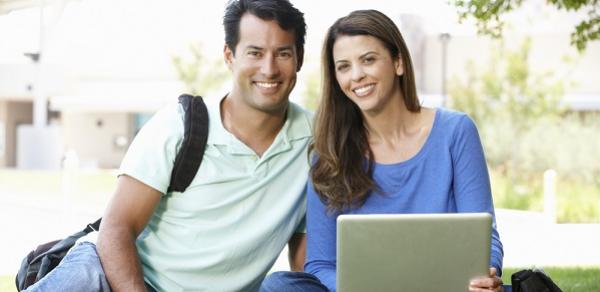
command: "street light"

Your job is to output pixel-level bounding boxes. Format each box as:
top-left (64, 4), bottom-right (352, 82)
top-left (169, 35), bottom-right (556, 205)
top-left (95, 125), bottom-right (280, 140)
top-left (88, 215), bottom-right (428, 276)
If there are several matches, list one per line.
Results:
top-left (439, 32), bottom-right (451, 107)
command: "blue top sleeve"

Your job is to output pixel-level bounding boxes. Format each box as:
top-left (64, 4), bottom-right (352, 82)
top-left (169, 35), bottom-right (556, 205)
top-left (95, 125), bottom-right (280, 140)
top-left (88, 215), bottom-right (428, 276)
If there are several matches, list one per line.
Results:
top-left (305, 179), bottom-right (338, 291)
top-left (451, 115), bottom-right (504, 273)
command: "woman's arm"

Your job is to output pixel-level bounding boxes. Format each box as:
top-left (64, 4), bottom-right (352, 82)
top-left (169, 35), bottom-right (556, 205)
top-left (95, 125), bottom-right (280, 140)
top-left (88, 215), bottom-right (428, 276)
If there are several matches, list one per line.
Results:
top-left (451, 115), bottom-right (504, 290)
top-left (305, 180), bottom-right (338, 291)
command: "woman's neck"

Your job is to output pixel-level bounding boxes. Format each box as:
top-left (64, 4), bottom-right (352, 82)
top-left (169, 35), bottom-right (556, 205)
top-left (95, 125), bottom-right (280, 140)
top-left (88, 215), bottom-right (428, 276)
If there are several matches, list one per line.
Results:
top-left (363, 97), bottom-right (421, 145)
top-left (363, 96), bottom-right (434, 164)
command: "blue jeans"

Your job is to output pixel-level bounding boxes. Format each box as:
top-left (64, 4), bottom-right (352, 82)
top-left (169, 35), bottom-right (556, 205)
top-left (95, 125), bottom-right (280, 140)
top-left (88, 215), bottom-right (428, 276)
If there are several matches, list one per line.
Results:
top-left (261, 271), bottom-right (512, 292)
top-left (23, 242), bottom-right (157, 292)
top-left (260, 272), bottom-right (328, 292)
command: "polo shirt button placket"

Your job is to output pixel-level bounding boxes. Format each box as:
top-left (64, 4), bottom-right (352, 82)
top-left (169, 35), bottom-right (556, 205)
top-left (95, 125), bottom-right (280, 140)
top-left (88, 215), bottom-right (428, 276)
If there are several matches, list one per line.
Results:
top-left (250, 155), bottom-right (260, 177)
top-left (253, 159), bottom-right (268, 178)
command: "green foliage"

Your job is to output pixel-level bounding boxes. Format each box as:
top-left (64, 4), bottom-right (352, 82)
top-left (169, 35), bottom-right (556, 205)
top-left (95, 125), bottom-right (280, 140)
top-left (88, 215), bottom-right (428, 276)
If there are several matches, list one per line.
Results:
top-left (490, 169), bottom-right (544, 211)
top-left (450, 39), bottom-right (600, 222)
top-left (491, 168), bottom-right (600, 223)
top-left (449, 38), bottom-right (565, 170)
top-left (302, 68), bottom-right (321, 111)
top-left (172, 43), bottom-right (229, 96)
top-left (452, 0), bottom-right (600, 51)
top-left (452, 0), bottom-right (523, 38)
top-left (451, 39), bottom-right (566, 133)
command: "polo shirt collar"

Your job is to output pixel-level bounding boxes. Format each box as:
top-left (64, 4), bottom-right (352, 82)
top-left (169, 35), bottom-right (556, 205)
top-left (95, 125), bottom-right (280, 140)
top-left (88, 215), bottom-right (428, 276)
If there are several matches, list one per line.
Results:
top-left (205, 94), bottom-right (312, 156)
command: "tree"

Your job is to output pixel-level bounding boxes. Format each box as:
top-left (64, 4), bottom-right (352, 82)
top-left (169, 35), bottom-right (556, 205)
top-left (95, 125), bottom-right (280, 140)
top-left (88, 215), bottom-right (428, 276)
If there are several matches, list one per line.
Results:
top-left (449, 38), bottom-right (564, 201)
top-left (172, 43), bottom-right (228, 96)
top-left (452, 0), bottom-right (600, 51)
top-left (302, 68), bottom-right (321, 111)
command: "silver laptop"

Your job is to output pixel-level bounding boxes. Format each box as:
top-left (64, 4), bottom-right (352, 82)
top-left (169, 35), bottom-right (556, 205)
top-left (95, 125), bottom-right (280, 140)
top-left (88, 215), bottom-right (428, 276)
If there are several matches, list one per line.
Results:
top-left (336, 213), bottom-right (492, 292)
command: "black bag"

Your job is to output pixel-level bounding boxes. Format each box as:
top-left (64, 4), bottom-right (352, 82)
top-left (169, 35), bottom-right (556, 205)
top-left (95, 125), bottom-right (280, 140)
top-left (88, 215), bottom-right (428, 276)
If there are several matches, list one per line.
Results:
top-left (512, 269), bottom-right (562, 292)
top-left (15, 94), bottom-right (209, 291)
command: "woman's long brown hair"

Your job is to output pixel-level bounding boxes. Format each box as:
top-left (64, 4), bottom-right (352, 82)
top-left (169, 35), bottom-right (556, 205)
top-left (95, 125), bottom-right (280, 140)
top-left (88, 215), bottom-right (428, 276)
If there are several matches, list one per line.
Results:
top-left (310, 9), bottom-right (420, 213)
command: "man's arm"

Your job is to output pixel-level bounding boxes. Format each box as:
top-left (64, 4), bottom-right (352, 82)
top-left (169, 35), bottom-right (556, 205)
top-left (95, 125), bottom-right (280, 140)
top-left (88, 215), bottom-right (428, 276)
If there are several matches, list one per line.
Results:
top-left (96, 175), bottom-right (162, 292)
top-left (288, 233), bottom-right (306, 272)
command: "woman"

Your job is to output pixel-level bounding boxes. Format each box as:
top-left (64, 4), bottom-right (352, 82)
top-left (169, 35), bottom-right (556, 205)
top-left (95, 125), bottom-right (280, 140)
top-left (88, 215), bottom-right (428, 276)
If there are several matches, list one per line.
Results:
top-left (261, 9), bottom-right (505, 292)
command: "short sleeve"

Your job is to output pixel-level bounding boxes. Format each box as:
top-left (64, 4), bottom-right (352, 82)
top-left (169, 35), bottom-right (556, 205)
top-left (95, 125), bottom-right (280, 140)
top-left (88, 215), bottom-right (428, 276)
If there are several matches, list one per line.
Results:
top-left (119, 103), bottom-right (185, 194)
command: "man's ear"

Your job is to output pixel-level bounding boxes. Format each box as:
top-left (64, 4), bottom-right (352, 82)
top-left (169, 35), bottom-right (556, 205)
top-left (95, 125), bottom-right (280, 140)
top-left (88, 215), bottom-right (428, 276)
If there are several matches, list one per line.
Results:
top-left (394, 54), bottom-right (404, 76)
top-left (224, 44), bottom-right (235, 70)
top-left (296, 48), bottom-right (304, 72)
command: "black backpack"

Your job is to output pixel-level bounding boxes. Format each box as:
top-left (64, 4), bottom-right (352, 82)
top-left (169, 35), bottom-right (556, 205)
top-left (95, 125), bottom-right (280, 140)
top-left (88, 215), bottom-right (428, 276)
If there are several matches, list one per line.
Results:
top-left (15, 94), bottom-right (209, 291)
top-left (512, 269), bottom-right (563, 292)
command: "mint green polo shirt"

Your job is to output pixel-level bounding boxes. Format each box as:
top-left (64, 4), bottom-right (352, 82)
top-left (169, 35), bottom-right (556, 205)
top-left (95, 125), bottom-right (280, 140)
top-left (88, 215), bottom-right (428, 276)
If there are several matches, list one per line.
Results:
top-left (119, 97), bottom-right (312, 292)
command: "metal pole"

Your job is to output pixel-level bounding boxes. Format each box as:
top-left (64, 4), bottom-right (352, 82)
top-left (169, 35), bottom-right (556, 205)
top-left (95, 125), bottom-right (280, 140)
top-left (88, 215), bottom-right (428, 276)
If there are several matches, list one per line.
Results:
top-left (439, 33), bottom-right (450, 107)
top-left (33, 0), bottom-right (47, 128)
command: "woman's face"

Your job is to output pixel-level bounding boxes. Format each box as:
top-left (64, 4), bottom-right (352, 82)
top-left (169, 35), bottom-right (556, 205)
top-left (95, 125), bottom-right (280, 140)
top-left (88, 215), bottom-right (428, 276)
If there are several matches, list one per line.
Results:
top-left (332, 34), bottom-right (403, 115)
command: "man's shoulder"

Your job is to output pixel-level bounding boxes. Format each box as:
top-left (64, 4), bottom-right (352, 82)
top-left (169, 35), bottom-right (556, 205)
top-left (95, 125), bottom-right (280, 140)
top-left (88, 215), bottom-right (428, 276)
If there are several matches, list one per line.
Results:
top-left (288, 101), bottom-right (314, 127)
top-left (287, 101), bottom-right (314, 139)
top-left (154, 101), bottom-right (186, 123)
top-left (139, 102), bottom-right (186, 138)
top-left (288, 101), bottom-right (314, 118)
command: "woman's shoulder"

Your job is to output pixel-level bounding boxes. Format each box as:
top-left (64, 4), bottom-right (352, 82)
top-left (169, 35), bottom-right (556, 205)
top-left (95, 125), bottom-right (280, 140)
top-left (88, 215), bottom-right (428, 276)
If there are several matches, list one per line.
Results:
top-left (433, 108), bottom-right (477, 131)
top-left (428, 108), bottom-right (481, 146)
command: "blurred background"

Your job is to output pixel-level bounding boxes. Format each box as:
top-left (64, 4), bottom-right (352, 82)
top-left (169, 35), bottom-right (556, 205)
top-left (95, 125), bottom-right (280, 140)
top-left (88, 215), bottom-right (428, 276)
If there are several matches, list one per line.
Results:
top-left (0, 0), bottom-right (599, 290)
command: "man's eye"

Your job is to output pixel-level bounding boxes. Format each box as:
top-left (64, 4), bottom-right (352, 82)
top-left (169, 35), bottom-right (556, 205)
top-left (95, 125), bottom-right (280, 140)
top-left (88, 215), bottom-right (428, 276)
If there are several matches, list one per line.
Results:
top-left (248, 51), bottom-right (261, 57)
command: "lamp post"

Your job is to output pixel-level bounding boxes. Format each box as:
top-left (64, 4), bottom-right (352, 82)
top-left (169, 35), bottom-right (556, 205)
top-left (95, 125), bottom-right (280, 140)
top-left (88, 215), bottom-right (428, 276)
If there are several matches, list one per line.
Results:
top-left (439, 32), bottom-right (451, 107)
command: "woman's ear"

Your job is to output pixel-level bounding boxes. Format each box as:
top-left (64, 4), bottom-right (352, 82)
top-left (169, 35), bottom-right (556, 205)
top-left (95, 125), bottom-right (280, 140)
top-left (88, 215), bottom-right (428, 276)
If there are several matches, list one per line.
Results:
top-left (394, 55), bottom-right (404, 76)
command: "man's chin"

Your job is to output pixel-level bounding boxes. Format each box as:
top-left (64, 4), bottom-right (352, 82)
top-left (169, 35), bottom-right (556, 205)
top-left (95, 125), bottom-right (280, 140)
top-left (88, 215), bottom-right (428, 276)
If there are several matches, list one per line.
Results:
top-left (253, 98), bottom-right (289, 114)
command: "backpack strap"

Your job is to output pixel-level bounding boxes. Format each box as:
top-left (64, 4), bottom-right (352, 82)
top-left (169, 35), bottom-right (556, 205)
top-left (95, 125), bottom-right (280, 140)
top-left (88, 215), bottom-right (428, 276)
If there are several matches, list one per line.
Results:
top-left (85, 218), bottom-right (102, 233)
top-left (80, 95), bottom-right (208, 234)
top-left (168, 94), bottom-right (209, 193)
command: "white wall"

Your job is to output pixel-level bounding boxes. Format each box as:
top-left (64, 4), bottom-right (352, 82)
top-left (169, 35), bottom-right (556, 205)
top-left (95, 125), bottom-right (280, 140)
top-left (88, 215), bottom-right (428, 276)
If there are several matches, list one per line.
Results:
top-left (62, 111), bottom-right (133, 168)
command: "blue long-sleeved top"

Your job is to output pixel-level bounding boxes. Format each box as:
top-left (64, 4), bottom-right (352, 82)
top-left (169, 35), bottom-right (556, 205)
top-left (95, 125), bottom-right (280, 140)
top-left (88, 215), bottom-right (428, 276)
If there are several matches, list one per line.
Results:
top-left (305, 108), bottom-right (504, 292)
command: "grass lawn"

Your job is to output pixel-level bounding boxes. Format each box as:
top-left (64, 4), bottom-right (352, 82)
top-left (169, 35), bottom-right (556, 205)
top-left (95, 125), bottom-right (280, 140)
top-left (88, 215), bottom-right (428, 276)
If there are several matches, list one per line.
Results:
top-left (502, 267), bottom-right (600, 291)
top-left (1, 267), bottom-right (599, 291)
top-left (0, 275), bottom-right (14, 292)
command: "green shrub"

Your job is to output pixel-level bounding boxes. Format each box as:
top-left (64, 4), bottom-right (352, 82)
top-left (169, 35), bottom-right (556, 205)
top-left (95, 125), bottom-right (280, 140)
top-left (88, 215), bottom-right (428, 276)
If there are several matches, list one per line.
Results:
top-left (450, 39), bottom-right (600, 222)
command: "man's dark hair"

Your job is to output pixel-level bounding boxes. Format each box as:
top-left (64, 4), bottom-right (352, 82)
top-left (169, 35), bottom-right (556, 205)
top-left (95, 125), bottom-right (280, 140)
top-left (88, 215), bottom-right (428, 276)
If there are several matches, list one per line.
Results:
top-left (223, 0), bottom-right (306, 60)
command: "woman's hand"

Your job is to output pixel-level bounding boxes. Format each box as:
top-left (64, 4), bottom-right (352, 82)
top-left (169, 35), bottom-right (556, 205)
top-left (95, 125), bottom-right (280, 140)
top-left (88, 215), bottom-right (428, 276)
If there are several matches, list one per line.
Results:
top-left (469, 267), bottom-right (504, 292)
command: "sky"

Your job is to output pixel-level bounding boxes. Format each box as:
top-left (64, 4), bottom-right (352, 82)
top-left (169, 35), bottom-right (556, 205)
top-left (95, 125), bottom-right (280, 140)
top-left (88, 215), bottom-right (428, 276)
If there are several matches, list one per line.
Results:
top-left (0, 0), bottom-right (594, 102)
top-left (1, 0), bottom-right (587, 64)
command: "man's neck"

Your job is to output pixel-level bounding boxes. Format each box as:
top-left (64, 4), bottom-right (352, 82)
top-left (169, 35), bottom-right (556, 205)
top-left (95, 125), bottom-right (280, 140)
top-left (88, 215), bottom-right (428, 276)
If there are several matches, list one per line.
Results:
top-left (220, 95), bottom-right (288, 157)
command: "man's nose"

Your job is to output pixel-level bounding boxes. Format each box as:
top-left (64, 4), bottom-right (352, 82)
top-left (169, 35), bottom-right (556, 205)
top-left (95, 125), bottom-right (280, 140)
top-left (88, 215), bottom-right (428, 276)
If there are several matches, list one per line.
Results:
top-left (260, 55), bottom-right (280, 78)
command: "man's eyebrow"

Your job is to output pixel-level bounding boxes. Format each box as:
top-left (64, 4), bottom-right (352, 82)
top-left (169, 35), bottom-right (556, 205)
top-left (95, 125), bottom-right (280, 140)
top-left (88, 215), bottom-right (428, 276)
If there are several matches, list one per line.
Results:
top-left (276, 45), bottom-right (294, 52)
top-left (245, 45), bottom-right (264, 51)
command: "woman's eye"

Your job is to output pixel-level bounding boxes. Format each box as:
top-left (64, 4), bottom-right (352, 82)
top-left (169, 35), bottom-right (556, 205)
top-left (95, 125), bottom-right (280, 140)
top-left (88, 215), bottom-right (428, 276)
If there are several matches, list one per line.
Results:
top-left (336, 64), bottom-right (349, 71)
top-left (364, 57), bottom-right (375, 64)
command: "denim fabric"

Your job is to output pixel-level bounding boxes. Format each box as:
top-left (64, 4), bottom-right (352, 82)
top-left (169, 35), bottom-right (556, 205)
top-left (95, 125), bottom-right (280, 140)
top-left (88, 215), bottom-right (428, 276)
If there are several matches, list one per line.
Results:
top-left (23, 242), bottom-right (112, 292)
top-left (23, 242), bottom-right (157, 292)
top-left (260, 272), bottom-right (328, 292)
top-left (260, 271), bottom-right (512, 292)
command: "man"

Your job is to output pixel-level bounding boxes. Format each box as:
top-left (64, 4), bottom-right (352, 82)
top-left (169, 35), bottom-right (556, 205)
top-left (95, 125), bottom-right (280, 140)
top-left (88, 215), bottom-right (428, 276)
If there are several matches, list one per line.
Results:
top-left (25, 0), bottom-right (310, 291)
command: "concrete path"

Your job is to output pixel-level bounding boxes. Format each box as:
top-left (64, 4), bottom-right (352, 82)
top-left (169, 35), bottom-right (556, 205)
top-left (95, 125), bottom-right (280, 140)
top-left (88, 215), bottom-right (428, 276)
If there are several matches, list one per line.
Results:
top-left (496, 208), bottom-right (600, 267)
top-left (269, 208), bottom-right (600, 272)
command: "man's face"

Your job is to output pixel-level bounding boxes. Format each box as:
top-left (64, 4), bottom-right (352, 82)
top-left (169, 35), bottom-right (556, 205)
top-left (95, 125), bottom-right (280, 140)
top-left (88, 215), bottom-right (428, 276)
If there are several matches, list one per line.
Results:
top-left (224, 13), bottom-right (299, 114)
